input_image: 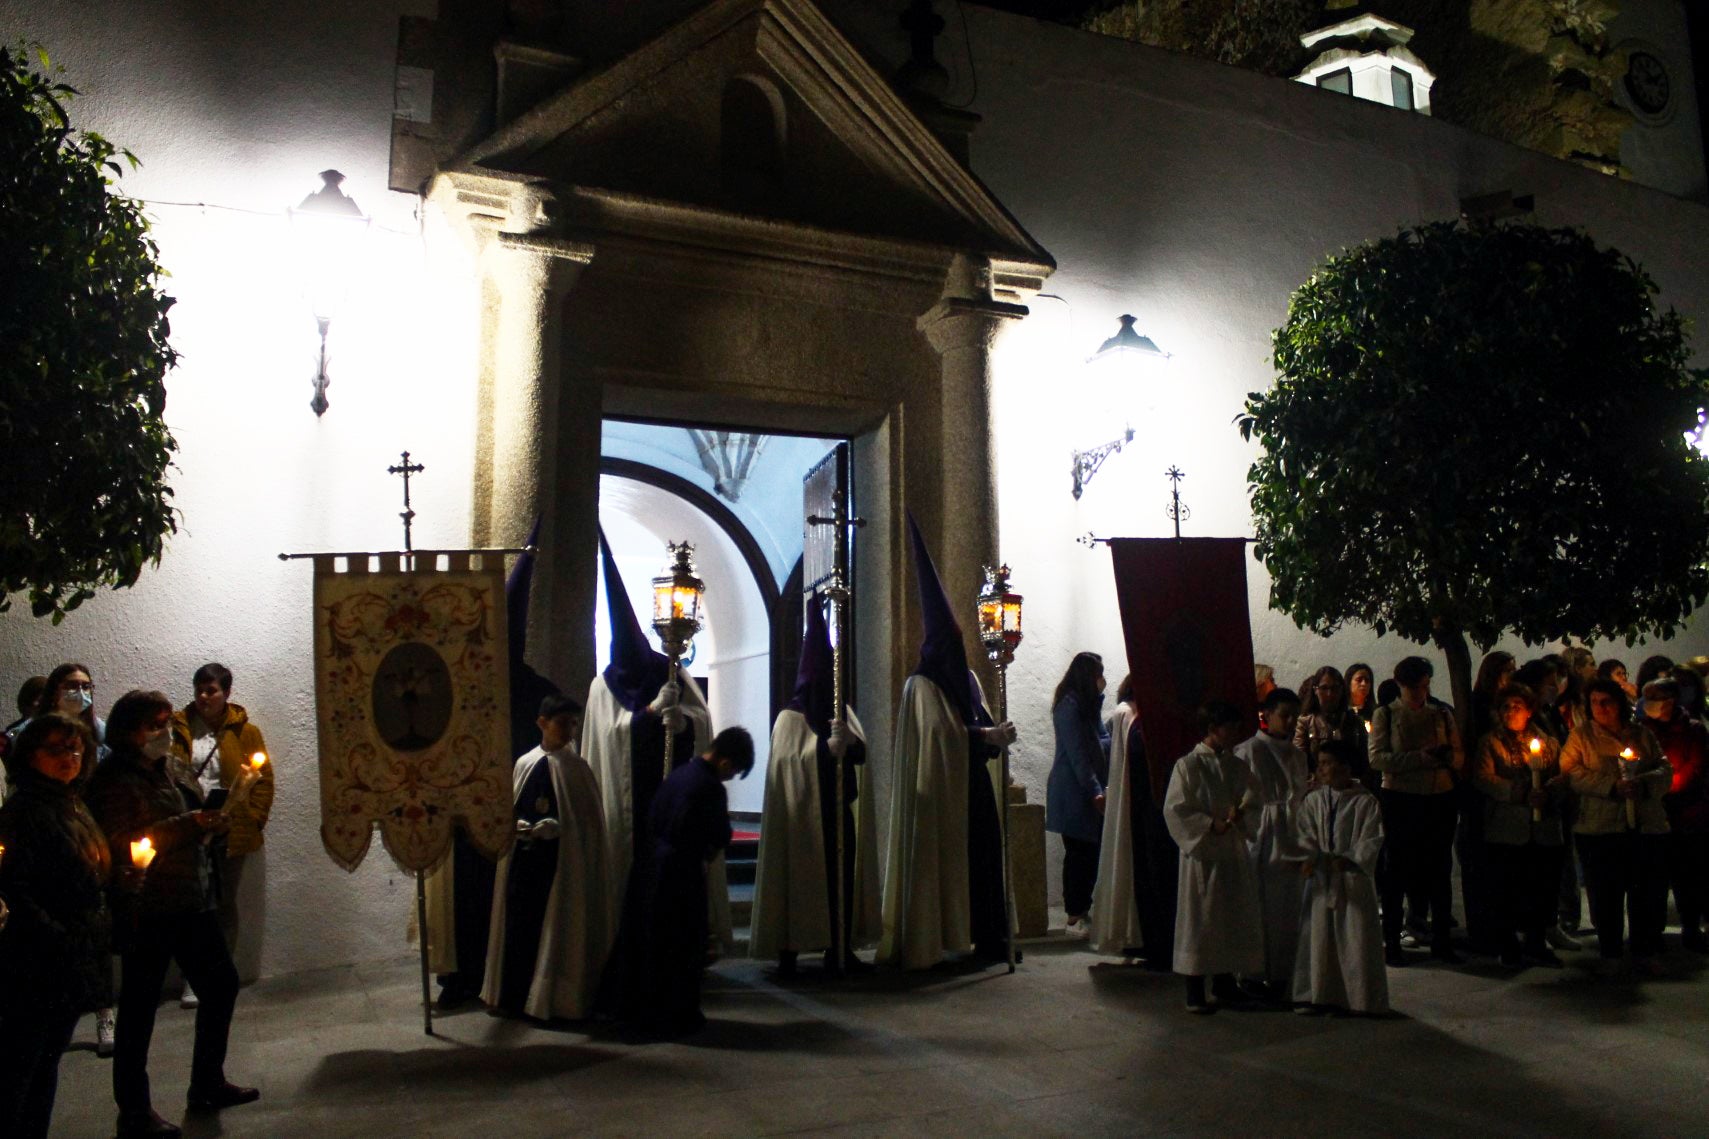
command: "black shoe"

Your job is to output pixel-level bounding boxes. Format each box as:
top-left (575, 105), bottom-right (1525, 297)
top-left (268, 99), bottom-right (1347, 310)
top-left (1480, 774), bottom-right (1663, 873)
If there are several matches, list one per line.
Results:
top-left (1430, 947), bottom-right (1464, 965)
top-left (186, 1083), bottom-right (260, 1111)
top-left (1384, 946), bottom-right (1407, 968)
top-left (116, 1109), bottom-right (181, 1138)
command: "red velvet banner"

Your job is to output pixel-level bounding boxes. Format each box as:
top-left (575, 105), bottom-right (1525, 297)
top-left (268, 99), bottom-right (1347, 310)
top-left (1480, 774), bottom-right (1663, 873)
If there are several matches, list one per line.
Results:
top-left (1108, 538), bottom-right (1257, 802)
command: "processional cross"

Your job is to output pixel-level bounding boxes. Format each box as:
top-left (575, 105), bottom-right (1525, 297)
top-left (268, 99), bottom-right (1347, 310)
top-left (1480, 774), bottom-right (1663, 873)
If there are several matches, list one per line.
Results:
top-left (807, 489), bottom-right (865, 975)
top-left (388, 451), bottom-right (425, 553)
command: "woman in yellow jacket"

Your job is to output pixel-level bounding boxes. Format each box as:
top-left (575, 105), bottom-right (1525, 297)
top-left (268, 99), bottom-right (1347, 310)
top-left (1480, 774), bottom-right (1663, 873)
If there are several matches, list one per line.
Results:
top-left (1559, 678), bottom-right (1670, 974)
top-left (169, 664), bottom-right (274, 981)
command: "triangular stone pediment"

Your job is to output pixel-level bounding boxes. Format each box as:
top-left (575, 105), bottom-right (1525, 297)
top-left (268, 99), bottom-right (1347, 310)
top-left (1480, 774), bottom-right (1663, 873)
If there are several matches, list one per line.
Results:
top-left (454, 0), bottom-right (1050, 268)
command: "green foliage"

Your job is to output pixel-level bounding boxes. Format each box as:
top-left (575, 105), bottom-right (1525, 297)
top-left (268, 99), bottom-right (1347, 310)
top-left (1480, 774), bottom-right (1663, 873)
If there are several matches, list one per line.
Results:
top-left (0, 43), bottom-right (178, 622)
top-left (1240, 220), bottom-right (1709, 655)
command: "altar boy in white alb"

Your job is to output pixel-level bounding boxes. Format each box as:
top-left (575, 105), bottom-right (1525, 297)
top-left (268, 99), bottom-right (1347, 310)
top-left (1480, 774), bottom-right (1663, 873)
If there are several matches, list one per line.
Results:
top-left (1235, 687), bottom-right (1311, 995)
top-left (750, 602), bottom-right (879, 974)
top-left (1165, 700), bottom-right (1264, 1013)
top-left (483, 694), bottom-right (613, 1021)
top-left (1292, 739), bottom-right (1389, 1015)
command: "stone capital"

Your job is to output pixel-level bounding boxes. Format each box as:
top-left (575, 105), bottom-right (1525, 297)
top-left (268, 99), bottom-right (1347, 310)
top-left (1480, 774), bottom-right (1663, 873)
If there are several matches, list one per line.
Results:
top-left (916, 295), bottom-right (1028, 357)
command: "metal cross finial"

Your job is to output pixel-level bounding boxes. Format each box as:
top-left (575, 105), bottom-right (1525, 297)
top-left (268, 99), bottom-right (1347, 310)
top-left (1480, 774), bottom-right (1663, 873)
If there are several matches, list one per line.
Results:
top-left (1165, 466), bottom-right (1190, 539)
top-left (388, 451), bottom-right (425, 553)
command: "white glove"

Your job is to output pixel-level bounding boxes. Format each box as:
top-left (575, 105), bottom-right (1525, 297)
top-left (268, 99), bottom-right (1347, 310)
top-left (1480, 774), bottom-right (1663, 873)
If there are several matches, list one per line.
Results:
top-left (529, 818), bottom-right (562, 842)
top-left (982, 721), bottom-right (1018, 747)
top-left (647, 680), bottom-right (681, 714)
top-left (660, 704), bottom-right (687, 734)
top-left (515, 818), bottom-right (533, 835)
top-left (827, 718), bottom-right (851, 760)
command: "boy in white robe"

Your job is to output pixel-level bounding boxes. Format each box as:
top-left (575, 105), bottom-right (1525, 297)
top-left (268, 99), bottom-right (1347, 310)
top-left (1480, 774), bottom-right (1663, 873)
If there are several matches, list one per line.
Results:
top-left (1292, 740), bottom-right (1389, 1015)
top-left (482, 694), bottom-right (613, 1021)
top-left (1165, 701), bottom-right (1264, 1013)
top-left (1235, 687), bottom-right (1311, 995)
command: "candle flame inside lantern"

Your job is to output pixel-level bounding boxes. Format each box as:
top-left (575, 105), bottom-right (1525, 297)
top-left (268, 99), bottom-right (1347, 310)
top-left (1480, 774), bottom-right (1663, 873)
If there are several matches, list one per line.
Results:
top-left (130, 837), bottom-right (156, 869)
top-left (251, 751), bottom-right (268, 769)
top-left (1528, 738), bottom-right (1542, 755)
top-left (1620, 748), bottom-right (1636, 760)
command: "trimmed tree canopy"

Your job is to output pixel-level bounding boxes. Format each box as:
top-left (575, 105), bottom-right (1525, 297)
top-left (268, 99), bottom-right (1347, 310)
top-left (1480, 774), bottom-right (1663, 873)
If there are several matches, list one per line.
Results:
top-left (1240, 220), bottom-right (1709, 707)
top-left (0, 45), bottom-right (178, 621)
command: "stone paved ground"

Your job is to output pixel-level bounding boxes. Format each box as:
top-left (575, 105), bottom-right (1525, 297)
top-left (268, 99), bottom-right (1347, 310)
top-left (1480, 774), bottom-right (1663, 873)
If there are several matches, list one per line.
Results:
top-left (49, 935), bottom-right (1709, 1138)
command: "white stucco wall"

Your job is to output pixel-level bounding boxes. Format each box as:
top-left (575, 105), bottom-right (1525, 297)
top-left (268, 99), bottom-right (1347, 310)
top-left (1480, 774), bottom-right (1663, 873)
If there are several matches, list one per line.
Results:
top-left (1, 0), bottom-right (460, 978)
top-left (952, 6), bottom-right (1709, 903)
top-left (6, 0), bottom-right (1709, 969)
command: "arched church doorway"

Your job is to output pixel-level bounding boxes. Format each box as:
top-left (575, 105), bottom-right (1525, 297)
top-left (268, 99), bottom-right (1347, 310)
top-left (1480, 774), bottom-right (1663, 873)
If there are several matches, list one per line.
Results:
top-left (595, 420), bottom-right (847, 815)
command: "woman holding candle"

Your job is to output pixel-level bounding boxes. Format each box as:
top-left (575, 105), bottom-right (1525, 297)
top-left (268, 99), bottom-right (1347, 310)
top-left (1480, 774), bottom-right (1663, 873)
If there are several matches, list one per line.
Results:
top-left (169, 662), bottom-right (275, 989)
top-left (86, 690), bottom-right (257, 1139)
top-left (1559, 679), bottom-right (1671, 974)
top-left (1474, 684), bottom-right (1568, 969)
top-left (0, 713), bottom-right (114, 1139)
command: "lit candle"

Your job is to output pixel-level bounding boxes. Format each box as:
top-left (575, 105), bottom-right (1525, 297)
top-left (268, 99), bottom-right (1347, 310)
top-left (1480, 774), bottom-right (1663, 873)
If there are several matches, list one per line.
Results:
top-left (130, 837), bottom-right (156, 870)
top-left (1619, 747), bottom-right (1639, 828)
top-left (0, 841), bottom-right (6, 873)
top-left (226, 752), bottom-right (268, 811)
top-left (1528, 738), bottom-right (1544, 823)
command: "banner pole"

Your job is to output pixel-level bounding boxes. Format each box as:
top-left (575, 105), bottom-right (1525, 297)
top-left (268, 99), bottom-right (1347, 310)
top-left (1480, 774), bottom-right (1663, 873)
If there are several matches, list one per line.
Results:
top-left (416, 871), bottom-right (435, 1036)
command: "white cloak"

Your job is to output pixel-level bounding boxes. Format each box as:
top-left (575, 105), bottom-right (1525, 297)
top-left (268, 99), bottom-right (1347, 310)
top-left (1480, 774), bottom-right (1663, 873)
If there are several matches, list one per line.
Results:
top-left (480, 745), bottom-right (613, 1020)
top-left (1090, 702), bottom-right (1144, 956)
top-left (1235, 730), bottom-right (1311, 986)
top-left (749, 708), bottom-right (881, 958)
top-left (580, 673), bottom-right (732, 951)
top-left (878, 673), bottom-right (1003, 970)
top-left (1164, 742), bottom-right (1264, 977)
top-left (1291, 783), bottom-right (1389, 1013)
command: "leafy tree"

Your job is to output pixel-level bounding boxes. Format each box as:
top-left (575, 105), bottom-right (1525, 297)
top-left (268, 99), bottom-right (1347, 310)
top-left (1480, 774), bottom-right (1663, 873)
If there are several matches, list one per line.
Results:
top-left (1, 44), bottom-right (178, 621)
top-left (1239, 219), bottom-right (1709, 723)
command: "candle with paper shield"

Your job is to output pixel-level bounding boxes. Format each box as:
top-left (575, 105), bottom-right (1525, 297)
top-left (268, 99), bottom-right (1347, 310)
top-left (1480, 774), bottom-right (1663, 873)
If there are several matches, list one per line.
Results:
top-left (1619, 747), bottom-right (1639, 828)
top-left (130, 837), bottom-right (156, 870)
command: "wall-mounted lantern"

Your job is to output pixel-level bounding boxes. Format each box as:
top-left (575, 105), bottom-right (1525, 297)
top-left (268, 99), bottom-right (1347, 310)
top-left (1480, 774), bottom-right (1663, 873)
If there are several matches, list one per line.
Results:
top-left (289, 170), bottom-right (369, 416)
top-left (1071, 314), bottom-right (1171, 499)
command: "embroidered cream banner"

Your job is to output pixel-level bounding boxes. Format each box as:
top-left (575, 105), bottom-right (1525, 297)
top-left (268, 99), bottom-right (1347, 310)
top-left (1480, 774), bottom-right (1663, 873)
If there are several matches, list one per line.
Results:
top-left (313, 552), bottom-right (514, 873)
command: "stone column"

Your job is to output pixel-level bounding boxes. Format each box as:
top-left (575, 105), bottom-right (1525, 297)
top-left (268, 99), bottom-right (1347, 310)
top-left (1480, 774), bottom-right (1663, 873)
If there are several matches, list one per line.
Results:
top-left (479, 183), bottom-right (596, 690)
top-left (916, 260), bottom-right (1027, 696)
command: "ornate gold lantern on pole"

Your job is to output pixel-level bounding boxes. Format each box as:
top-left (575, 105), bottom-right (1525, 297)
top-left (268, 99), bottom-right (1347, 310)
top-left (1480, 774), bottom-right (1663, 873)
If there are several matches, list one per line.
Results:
top-left (976, 564), bottom-right (1023, 973)
top-left (651, 541), bottom-right (705, 781)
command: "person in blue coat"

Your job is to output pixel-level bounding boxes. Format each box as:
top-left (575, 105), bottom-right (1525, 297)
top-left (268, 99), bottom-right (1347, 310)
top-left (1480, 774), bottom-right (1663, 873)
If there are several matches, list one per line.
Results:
top-left (1047, 652), bottom-right (1110, 934)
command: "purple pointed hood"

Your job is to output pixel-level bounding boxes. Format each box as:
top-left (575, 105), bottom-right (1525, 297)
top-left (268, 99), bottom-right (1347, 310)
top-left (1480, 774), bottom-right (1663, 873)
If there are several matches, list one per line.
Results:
top-left (788, 599), bottom-right (836, 735)
top-left (599, 527), bottom-right (670, 713)
top-left (907, 512), bottom-right (977, 724)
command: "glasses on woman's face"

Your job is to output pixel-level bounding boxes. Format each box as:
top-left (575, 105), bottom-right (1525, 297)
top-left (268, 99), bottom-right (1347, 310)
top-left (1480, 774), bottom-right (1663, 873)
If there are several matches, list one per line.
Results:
top-left (60, 681), bottom-right (93, 693)
top-left (1316, 683), bottom-right (1341, 693)
top-left (40, 740), bottom-right (85, 758)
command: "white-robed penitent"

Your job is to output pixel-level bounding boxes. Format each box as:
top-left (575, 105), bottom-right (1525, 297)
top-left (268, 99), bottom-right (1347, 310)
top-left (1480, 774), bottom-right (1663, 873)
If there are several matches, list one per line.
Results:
top-left (1164, 742), bottom-right (1264, 977)
top-left (1235, 730), bottom-right (1310, 987)
top-left (481, 745), bottom-right (613, 1020)
top-left (750, 707), bottom-right (880, 958)
top-left (582, 667), bottom-right (732, 952)
top-left (878, 672), bottom-right (1002, 969)
top-left (1091, 701), bottom-right (1143, 956)
top-left (1291, 782), bottom-right (1389, 1013)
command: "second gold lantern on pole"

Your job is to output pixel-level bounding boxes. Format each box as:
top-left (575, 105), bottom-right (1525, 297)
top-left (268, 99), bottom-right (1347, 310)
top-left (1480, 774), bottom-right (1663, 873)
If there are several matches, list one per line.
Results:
top-left (976, 564), bottom-right (1024, 974)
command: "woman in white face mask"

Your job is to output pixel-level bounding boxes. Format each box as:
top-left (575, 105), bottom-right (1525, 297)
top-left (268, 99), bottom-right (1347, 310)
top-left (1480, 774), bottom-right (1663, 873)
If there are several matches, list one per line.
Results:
top-left (33, 663), bottom-right (107, 770)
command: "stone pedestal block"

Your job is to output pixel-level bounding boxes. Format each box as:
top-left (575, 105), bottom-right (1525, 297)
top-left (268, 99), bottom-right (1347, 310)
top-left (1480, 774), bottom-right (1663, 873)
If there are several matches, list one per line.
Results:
top-left (1007, 784), bottom-right (1048, 939)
